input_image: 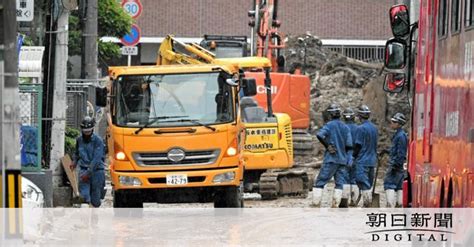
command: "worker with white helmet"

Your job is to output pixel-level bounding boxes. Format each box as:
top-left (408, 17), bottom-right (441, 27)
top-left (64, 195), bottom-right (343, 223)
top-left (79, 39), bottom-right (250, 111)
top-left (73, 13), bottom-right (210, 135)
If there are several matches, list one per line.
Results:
top-left (384, 112), bottom-right (408, 207)
top-left (353, 105), bottom-right (378, 207)
top-left (312, 103), bottom-right (353, 208)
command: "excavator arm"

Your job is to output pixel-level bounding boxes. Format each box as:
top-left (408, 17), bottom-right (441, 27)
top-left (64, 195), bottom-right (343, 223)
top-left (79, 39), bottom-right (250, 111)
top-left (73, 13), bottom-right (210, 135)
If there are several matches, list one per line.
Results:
top-left (156, 35), bottom-right (216, 65)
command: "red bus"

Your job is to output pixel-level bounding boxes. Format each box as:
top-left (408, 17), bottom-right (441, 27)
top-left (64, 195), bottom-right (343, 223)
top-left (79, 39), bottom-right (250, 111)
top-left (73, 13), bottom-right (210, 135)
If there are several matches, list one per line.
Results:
top-left (384, 1), bottom-right (474, 207)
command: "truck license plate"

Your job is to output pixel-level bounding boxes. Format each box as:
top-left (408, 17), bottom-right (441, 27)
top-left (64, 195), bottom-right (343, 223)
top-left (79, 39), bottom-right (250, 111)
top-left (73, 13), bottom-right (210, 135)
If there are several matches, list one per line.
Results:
top-left (166, 174), bottom-right (188, 185)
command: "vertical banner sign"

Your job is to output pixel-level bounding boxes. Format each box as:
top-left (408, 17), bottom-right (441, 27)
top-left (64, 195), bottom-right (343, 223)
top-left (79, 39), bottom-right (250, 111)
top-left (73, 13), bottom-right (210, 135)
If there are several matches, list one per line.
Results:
top-left (121, 0), bottom-right (143, 65)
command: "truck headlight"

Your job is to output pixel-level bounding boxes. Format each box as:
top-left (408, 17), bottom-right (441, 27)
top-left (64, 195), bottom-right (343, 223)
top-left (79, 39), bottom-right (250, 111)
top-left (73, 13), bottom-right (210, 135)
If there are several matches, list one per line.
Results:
top-left (119, 176), bottom-right (142, 186)
top-left (226, 147), bottom-right (237, 156)
top-left (213, 171), bottom-right (235, 183)
top-left (115, 151), bottom-right (127, 161)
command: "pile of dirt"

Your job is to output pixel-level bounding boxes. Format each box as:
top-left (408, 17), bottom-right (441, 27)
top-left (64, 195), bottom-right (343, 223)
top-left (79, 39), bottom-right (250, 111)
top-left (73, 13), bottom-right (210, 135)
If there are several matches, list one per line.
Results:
top-left (284, 34), bottom-right (411, 156)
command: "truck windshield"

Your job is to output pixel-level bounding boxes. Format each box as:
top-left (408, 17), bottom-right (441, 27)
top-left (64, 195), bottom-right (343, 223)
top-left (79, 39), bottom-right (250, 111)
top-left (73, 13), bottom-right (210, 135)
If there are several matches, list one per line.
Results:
top-left (115, 72), bottom-right (234, 128)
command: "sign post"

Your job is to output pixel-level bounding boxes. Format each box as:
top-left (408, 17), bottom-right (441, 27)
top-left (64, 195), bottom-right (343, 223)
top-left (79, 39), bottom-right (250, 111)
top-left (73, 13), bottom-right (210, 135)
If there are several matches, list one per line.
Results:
top-left (121, 46), bottom-right (138, 66)
top-left (121, 0), bottom-right (142, 66)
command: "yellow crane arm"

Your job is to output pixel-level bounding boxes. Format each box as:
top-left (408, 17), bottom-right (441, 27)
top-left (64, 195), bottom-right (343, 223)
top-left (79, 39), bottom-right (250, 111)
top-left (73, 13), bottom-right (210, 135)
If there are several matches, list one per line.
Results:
top-left (156, 35), bottom-right (272, 69)
top-left (156, 35), bottom-right (216, 65)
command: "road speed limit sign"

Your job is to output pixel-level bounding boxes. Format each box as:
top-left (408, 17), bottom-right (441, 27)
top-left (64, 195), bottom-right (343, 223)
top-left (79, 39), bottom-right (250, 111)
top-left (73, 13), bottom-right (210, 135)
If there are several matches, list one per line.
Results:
top-left (122, 0), bottom-right (142, 19)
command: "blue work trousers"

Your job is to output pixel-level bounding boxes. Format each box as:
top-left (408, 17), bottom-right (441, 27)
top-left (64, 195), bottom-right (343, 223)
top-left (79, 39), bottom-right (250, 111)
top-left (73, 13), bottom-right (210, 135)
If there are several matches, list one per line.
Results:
top-left (314, 162), bottom-right (347, 190)
top-left (383, 166), bottom-right (404, 190)
top-left (343, 165), bottom-right (357, 185)
top-left (79, 167), bottom-right (105, 207)
top-left (355, 165), bottom-right (374, 191)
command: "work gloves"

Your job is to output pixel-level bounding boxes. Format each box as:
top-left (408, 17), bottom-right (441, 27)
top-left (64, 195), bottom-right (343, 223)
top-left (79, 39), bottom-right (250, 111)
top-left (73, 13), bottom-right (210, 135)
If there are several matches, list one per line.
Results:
top-left (80, 172), bottom-right (90, 183)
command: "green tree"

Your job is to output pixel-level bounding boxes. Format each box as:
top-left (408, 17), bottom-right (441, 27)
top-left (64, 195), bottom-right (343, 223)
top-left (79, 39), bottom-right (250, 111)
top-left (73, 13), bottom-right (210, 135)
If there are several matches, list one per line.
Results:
top-left (69, 0), bottom-right (132, 60)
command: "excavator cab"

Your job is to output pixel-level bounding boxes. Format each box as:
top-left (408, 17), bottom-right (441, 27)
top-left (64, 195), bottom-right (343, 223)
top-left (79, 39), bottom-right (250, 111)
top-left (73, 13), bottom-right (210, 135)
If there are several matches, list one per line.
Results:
top-left (200, 35), bottom-right (248, 58)
top-left (241, 97), bottom-right (271, 123)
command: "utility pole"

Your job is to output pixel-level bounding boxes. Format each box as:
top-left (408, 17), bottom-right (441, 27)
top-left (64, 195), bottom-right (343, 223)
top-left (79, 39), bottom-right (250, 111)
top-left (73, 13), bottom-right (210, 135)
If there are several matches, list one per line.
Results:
top-left (50, 2), bottom-right (69, 205)
top-left (82, 0), bottom-right (98, 103)
top-left (1, 0), bottom-right (21, 207)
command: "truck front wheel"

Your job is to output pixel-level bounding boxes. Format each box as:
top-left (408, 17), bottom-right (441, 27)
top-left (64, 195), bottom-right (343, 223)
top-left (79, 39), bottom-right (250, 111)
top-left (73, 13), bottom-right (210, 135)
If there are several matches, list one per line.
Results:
top-left (113, 190), bottom-right (143, 208)
top-left (214, 186), bottom-right (244, 208)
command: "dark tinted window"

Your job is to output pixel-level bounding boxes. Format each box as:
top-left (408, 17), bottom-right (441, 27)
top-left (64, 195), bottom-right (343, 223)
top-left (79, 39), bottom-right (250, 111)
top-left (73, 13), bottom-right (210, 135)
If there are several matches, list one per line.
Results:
top-left (452, 0), bottom-right (461, 32)
top-left (439, 0), bottom-right (449, 36)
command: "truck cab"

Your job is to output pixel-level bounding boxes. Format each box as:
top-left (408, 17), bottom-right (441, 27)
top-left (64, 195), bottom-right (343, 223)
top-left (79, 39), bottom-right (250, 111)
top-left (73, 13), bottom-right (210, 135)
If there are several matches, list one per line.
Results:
top-left (98, 64), bottom-right (256, 207)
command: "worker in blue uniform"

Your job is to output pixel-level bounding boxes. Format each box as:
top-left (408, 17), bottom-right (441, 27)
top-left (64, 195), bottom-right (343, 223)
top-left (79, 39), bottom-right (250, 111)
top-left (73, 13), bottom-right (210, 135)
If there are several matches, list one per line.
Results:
top-left (353, 105), bottom-right (378, 207)
top-left (312, 103), bottom-right (353, 207)
top-left (72, 116), bottom-right (105, 207)
top-left (384, 113), bottom-right (408, 207)
top-left (341, 108), bottom-right (359, 206)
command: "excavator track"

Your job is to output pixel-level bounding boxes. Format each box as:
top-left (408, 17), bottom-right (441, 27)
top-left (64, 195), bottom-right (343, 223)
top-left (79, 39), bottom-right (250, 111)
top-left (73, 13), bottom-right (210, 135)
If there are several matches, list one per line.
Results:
top-left (292, 129), bottom-right (316, 157)
top-left (259, 168), bottom-right (311, 200)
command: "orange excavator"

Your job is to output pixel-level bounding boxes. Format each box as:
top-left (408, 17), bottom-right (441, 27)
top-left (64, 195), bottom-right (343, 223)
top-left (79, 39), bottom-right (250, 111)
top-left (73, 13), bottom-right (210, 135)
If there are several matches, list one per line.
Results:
top-left (201, 0), bottom-right (314, 157)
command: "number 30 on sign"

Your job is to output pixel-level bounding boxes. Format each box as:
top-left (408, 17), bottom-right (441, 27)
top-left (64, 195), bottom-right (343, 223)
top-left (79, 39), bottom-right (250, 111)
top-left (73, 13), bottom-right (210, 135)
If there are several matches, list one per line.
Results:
top-left (122, 0), bottom-right (143, 19)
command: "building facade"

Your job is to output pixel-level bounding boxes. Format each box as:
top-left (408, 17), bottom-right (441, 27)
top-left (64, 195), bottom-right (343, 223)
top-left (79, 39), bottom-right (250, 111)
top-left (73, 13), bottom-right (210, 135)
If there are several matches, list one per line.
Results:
top-left (104, 0), bottom-right (397, 65)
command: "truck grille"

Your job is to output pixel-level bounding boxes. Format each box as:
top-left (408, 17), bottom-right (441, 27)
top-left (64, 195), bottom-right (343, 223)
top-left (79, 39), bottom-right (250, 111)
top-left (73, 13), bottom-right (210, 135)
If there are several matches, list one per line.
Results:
top-left (133, 149), bottom-right (220, 166)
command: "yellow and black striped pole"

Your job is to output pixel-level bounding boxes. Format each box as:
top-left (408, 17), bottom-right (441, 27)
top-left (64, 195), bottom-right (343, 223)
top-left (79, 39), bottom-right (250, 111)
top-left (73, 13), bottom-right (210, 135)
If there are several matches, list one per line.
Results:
top-left (1, 170), bottom-right (23, 239)
top-left (1, 170), bottom-right (23, 208)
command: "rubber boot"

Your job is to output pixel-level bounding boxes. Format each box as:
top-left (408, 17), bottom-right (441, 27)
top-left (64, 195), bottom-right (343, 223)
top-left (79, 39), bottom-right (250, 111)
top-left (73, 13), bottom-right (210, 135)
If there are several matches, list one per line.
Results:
top-left (311, 188), bottom-right (323, 207)
top-left (332, 189), bottom-right (343, 208)
top-left (396, 190), bottom-right (403, 207)
top-left (339, 185), bottom-right (350, 208)
top-left (361, 190), bottom-right (372, 208)
top-left (350, 185), bottom-right (359, 206)
top-left (385, 189), bottom-right (396, 208)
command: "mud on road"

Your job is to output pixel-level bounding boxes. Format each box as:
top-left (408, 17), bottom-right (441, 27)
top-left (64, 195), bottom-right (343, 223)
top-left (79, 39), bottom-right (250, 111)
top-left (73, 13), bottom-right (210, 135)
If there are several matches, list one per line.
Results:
top-left (102, 167), bottom-right (388, 208)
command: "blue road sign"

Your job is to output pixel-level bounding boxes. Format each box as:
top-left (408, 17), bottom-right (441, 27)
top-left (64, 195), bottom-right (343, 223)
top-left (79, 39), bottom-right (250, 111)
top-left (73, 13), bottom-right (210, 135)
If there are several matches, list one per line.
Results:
top-left (121, 24), bottom-right (141, 46)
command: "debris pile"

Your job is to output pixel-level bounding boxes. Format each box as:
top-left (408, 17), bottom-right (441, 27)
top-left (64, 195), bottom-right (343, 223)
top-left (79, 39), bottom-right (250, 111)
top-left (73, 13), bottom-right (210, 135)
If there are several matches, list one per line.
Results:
top-left (284, 34), bottom-right (411, 156)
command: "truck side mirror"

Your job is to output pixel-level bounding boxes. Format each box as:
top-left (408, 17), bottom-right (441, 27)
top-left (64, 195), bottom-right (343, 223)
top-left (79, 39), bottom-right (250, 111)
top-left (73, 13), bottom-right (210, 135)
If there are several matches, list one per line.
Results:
top-left (389, 4), bottom-right (410, 38)
top-left (95, 87), bottom-right (107, 107)
top-left (384, 73), bottom-right (406, 93)
top-left (385, 38), bottom-right (407, 70)
top-left (242, 78), bottom-right (257, 96)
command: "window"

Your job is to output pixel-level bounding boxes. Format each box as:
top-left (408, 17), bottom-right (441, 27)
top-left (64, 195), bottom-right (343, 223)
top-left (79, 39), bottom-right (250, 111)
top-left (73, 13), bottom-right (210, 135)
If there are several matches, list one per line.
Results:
top-left (115, 73), bottom-right (235, 127)
top-left (466, 0), bottom-right (474, 27)
top-left (438, 0), bottom-right (449, 37)
top-left (452, 0), bottom-right (462, 33)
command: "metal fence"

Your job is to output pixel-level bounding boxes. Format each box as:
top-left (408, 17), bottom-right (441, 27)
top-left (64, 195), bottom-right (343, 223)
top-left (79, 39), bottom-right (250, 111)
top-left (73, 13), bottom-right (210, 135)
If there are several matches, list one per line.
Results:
top-left (66, 79), bottom-right (107, 129)
top-left (324, 45), bottom-right (385, 63)
top-left (19, 84), bottom-right (43, 172)
top-left (66, 82), bottom-right (94, 129)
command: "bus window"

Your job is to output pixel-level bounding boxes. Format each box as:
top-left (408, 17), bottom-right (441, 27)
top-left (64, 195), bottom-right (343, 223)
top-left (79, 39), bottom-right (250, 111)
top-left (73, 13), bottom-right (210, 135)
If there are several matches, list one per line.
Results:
top-left (439, 0), bottom-right (448, 37)
top-left (452, 0), bottom-right (462, 33)
top-left (465, 0), bottom-right (474, 27)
